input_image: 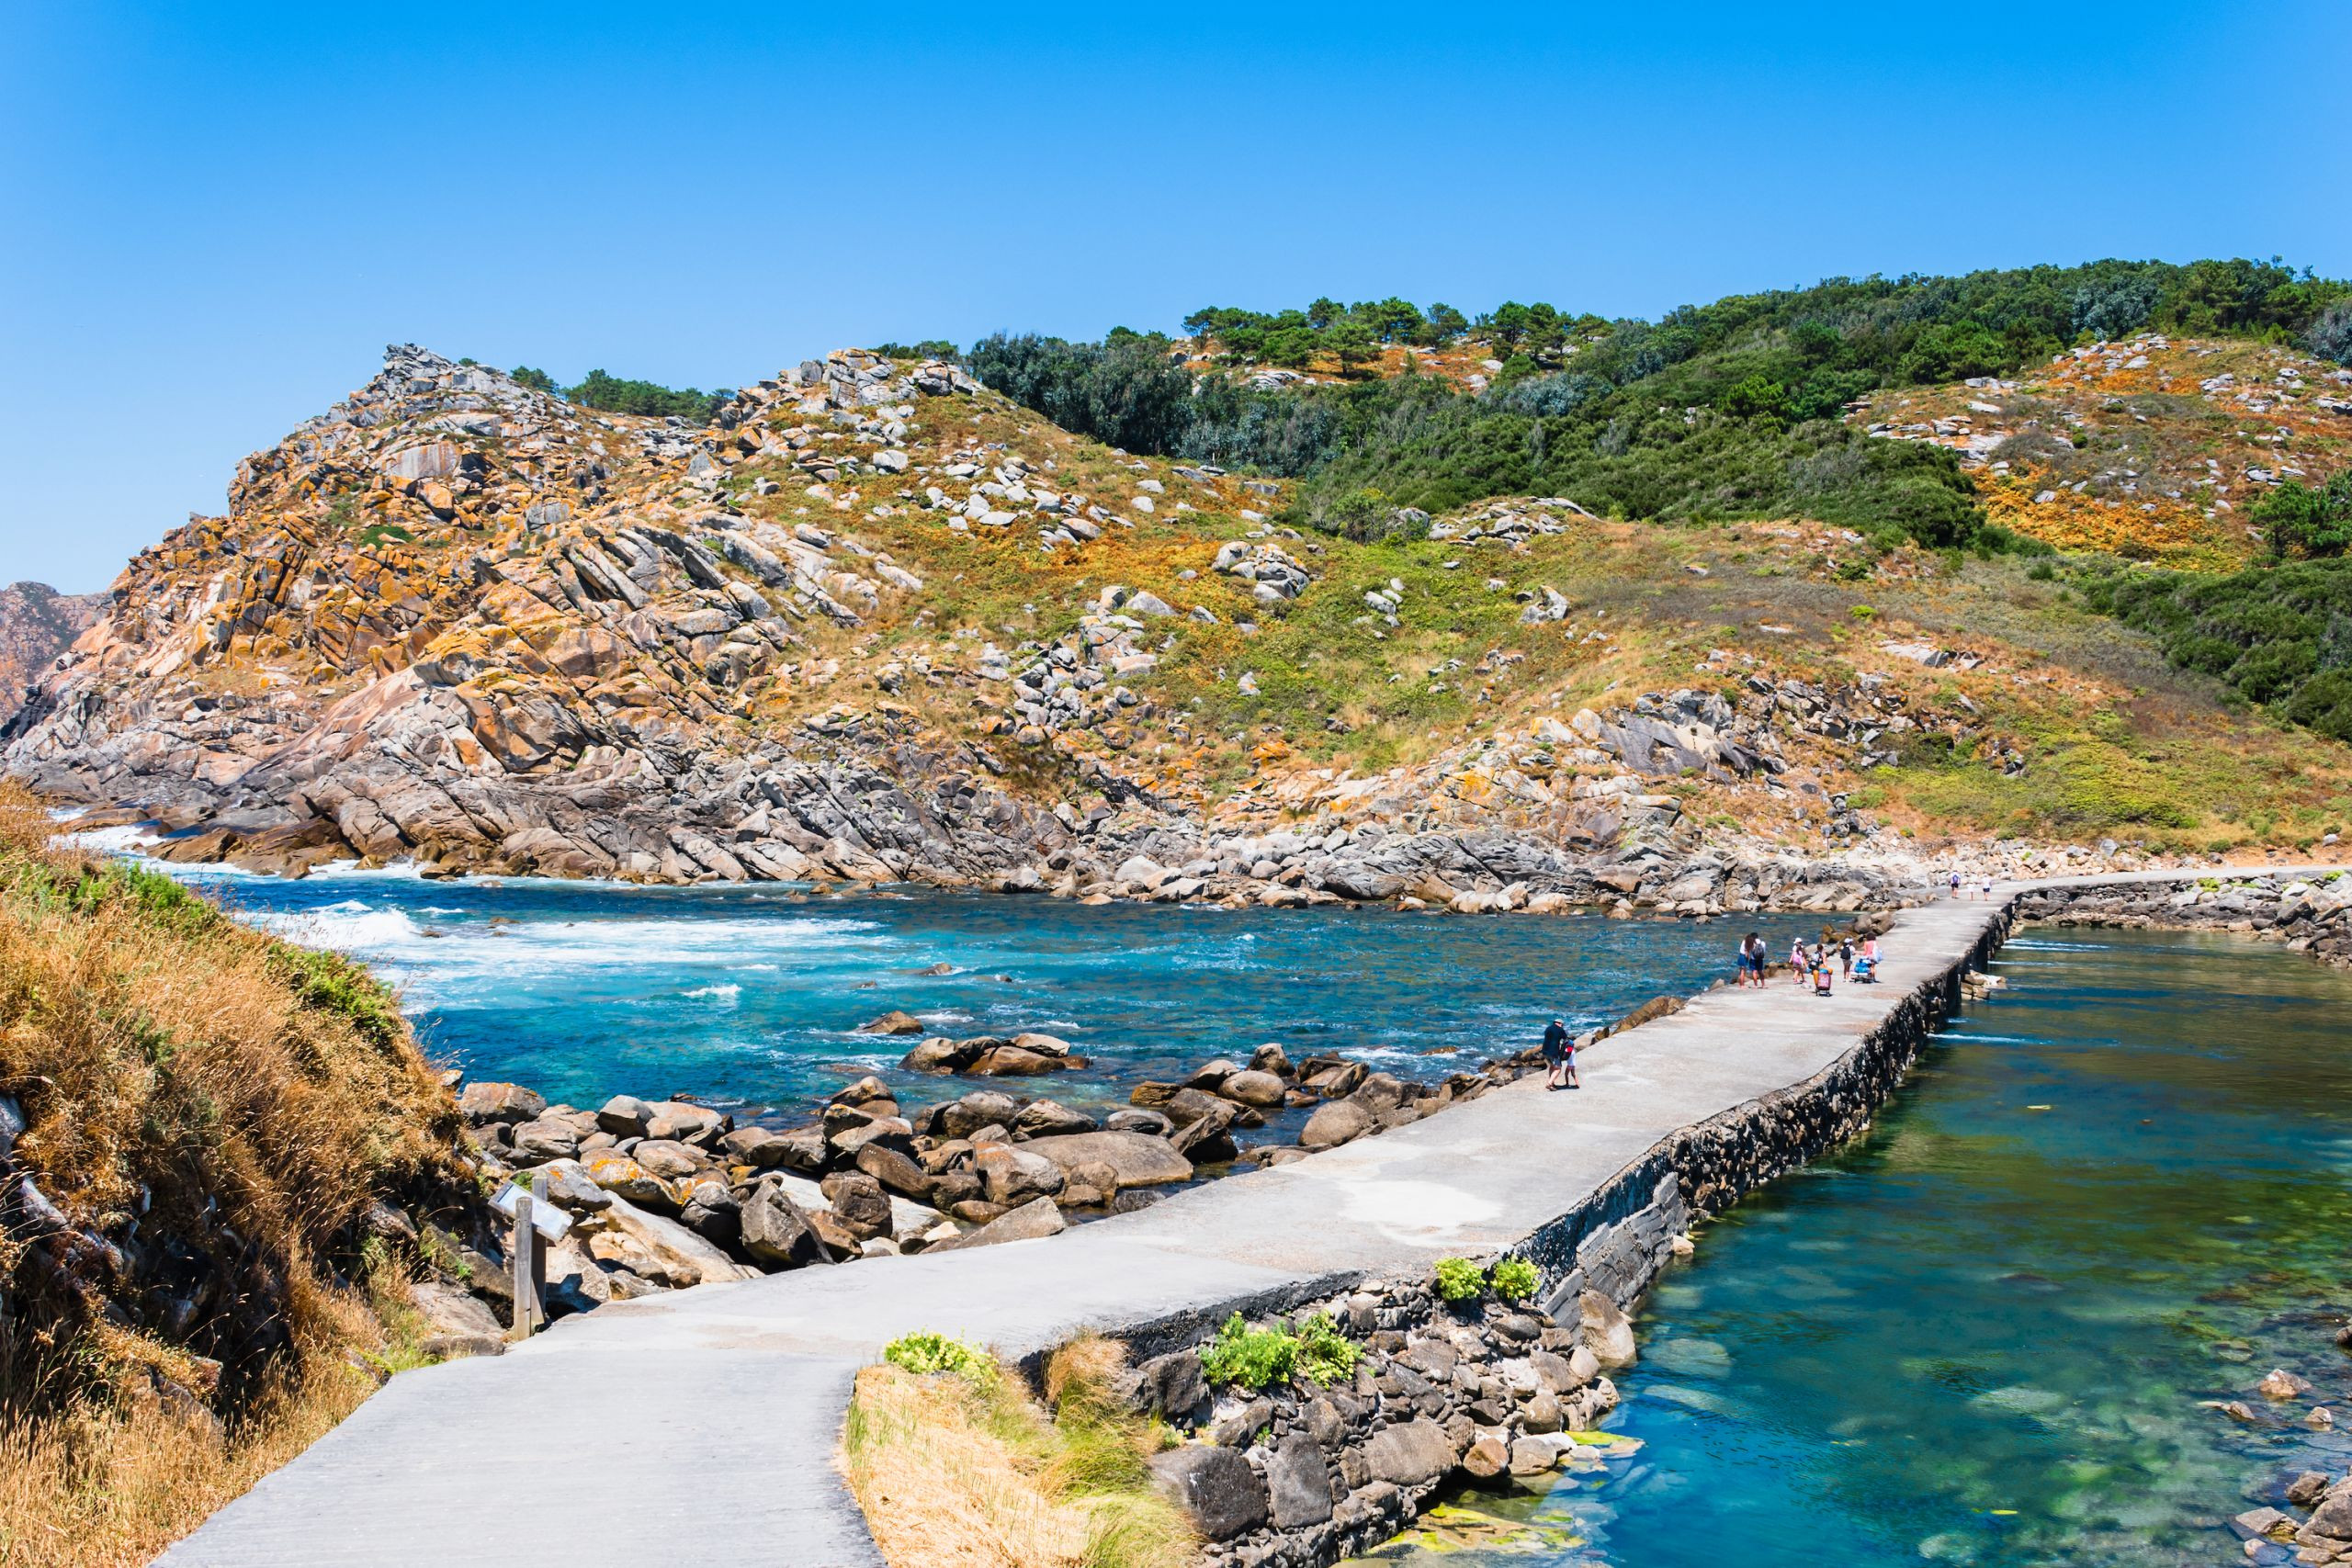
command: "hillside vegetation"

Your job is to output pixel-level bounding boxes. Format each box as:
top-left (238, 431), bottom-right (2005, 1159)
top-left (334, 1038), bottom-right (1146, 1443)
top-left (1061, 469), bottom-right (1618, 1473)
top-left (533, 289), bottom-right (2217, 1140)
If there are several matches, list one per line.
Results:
top-left (962, 259), bottom-right (2349, 554)
top-left (0, 785), bottom-right (479, 1566)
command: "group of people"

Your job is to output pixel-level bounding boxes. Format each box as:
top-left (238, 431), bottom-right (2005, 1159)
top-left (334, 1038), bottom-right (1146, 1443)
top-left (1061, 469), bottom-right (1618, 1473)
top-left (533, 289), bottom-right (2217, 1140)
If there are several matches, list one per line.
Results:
top-left (1732, 930), bottom-right (1880, 994)
top-left (1540, 922), bottom-right (1888, 1093)
top-left (1948, 870), bottom-right (1996, 900)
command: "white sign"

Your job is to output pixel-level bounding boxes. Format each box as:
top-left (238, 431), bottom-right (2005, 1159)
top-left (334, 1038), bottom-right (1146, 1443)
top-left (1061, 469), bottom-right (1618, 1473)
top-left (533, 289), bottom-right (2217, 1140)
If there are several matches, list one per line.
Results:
top-left (491, 1182), bottom-right (574, 1242)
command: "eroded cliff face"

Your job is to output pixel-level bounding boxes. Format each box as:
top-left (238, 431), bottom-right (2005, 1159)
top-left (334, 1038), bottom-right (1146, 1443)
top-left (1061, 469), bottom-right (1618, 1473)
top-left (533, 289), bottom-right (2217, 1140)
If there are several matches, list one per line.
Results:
top-left (0, 581), bottom-right (106, 724)
top-left (2, 345), bottom-right (1075, 884)
top-left (2, 344), bottom-right (1923, 911)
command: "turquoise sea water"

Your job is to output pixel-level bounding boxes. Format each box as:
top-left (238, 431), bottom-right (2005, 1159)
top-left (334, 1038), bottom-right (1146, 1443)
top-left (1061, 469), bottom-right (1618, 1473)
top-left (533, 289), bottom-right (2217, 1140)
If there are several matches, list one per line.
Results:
top-left (175, 863), bottom-right (1815, 1138)
top-left (1368, 928), bottom-right (2352, 1567)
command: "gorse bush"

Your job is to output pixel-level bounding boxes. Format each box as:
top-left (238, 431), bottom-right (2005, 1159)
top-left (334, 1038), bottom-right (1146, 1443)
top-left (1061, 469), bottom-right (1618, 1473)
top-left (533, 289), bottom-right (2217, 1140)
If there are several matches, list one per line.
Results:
top-left (2086, 556), bottom-right (2352, 741)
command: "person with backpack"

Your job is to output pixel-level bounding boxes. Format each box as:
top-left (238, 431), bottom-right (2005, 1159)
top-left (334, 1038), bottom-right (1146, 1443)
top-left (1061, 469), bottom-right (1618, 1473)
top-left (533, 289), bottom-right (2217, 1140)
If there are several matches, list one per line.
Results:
top-left (1543, 1016), bottom-right (1578, 1090)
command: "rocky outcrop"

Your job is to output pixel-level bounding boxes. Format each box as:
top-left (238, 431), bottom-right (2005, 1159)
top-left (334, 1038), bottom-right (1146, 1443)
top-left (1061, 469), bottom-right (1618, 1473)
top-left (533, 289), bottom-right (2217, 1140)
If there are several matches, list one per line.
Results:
top-left (0, 581), bottom-right (105, 724)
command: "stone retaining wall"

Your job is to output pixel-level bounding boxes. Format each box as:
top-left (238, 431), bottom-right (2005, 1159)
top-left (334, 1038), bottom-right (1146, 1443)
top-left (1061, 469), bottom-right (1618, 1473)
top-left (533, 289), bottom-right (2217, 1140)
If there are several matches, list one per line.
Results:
top-left (1523, 901), bottom-right (2012, 1320)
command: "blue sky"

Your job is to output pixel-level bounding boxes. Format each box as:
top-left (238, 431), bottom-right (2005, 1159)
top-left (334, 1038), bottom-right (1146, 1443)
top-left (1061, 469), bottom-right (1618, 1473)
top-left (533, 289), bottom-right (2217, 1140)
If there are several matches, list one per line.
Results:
top-left (4, 1), bottom-right (2346, 591)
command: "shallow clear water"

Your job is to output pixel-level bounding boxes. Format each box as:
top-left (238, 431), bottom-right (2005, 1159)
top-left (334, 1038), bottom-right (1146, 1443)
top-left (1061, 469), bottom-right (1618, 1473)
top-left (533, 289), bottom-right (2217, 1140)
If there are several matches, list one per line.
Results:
top-left (174, 863), bottom-right (1815, 1135)
top-left (1368, 928), bottom-right (2352, 1568)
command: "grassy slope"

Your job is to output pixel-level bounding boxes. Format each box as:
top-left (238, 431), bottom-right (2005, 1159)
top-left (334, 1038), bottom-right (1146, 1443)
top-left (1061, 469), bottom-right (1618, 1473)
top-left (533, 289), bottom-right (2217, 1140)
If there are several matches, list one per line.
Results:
top-left (844, 1337), bottom-right (1192, 1568)
top-left (0, 785), bottom-right (471, 1567)
top-left (1854, 335), bottom-right (2352, 570)
top-left (696, 383), bottom-right (2352, 861)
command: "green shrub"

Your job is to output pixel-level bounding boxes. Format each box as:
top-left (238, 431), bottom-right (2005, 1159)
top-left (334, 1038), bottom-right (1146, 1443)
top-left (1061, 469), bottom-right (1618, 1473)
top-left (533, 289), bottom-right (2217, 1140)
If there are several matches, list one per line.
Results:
top-left (1489, 1258), bottom-right (1541, 1303)
top-left (1433, 1258), bottom-right (1486, 1302)
top-left (2312, 302), bottom-right (2352, 367)
top-left (2088, 555), bottom-right (2352, 740)
top-left (1199, 1313), bottom-right (1298, 1390)
top-left (1294, 1314), bottom-right (1361, 1387)
top-left (883, 1331), bottom-right (994, 1382)
top-left (565, 368), bottom-right (723, 423)
top-left (265, 944), bottom-right (405, 1048)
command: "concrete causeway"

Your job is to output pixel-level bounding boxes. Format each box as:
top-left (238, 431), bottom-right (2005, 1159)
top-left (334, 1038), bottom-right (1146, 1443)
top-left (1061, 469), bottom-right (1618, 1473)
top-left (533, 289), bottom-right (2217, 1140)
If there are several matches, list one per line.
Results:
top-left (159, 869), bottom-right (2318, 1567)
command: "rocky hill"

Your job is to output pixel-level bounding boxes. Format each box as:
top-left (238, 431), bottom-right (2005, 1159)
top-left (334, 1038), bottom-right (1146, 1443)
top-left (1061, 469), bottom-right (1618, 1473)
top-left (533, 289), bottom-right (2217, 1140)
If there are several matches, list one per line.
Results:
top-left (1852, 333), bottom-right (2352, 570)
top-left (0, 580), bottom-right (106, 721)
top-left (9, 339), bottom-right (2350, 912)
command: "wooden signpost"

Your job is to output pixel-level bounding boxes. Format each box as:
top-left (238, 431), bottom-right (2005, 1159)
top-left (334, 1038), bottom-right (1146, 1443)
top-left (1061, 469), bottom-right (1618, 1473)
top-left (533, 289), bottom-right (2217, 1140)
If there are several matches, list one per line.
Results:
top-left (491, 1176), bottom-right (570, 1341)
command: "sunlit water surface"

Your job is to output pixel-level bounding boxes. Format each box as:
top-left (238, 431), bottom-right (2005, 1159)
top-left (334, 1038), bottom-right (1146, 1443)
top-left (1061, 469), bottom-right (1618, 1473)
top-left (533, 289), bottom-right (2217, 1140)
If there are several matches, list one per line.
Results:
top-left (175, 863), bottom-right (1815, 1142)
top-left (1363, 928), bottom-right (2352, 1568)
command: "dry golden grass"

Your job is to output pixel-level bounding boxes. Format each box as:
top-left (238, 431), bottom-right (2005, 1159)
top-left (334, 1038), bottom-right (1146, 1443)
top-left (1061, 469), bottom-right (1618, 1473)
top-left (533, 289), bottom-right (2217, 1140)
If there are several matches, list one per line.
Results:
top-left (0, 782), bottom-right (471, 1562)
top-left (842, 1337), bottom-right (1192, 1568)
top-left (0, 1362), bottom-right (374, 1568)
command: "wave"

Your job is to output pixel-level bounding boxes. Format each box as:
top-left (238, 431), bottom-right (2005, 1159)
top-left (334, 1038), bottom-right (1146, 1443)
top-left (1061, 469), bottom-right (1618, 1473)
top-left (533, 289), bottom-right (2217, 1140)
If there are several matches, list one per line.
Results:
top-left (682, 983), bottom-right (741, 1004)
top-left (243, 903), bottom-right (884, 983)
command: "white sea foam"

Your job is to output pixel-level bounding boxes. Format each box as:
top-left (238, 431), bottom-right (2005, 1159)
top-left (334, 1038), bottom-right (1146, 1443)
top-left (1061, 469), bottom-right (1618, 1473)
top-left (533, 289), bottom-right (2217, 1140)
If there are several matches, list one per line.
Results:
top-left (242, 902), bottom-right (885, 997)
top-left (61, 824), bottom-right (165, 854)
top-left (683, 983), bottom-right (741, 1004)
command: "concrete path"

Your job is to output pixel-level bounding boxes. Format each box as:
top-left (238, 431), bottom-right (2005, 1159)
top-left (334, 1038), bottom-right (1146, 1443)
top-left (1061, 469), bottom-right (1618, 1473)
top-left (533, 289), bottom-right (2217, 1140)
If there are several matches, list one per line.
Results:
top-left (161, 871), bottom-right (2318, 1566)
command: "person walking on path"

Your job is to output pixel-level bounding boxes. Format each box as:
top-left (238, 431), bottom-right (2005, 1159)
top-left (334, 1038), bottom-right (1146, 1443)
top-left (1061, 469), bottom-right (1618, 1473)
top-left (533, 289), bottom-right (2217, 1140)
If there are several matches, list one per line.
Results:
top-left (1543, 1016), bottom-right (1578, 1090)
top-left (1950, 869), bottom-right (1963, 898)
top-left (1743, 932), bottom-right (1768, 987)
top-left (1838, 935), bottom-right (1854, 978)
top-left (1789, 935), bottom-right (1808, 987)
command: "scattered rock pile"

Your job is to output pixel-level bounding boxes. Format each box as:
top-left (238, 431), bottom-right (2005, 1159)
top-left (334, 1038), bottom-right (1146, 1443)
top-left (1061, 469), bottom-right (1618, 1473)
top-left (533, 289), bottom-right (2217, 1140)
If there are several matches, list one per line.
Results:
top-left (1426, 496), bottom-right (1593, 546)
top-left (1213, 539), bottom-right (1312, 603)
top-left (449, 1055), bottom-right (1229, 1307)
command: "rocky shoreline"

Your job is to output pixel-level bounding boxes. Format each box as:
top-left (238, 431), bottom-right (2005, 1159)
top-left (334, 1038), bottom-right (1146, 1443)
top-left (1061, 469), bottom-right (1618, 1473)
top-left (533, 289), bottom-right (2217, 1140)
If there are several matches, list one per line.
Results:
top-left (424, 982), bottom-right (1723, 1332)
top-left (2225, 1323), bottom-right (2352, 1568)
top-left (2018, 870), bottom-right (2352, 968)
